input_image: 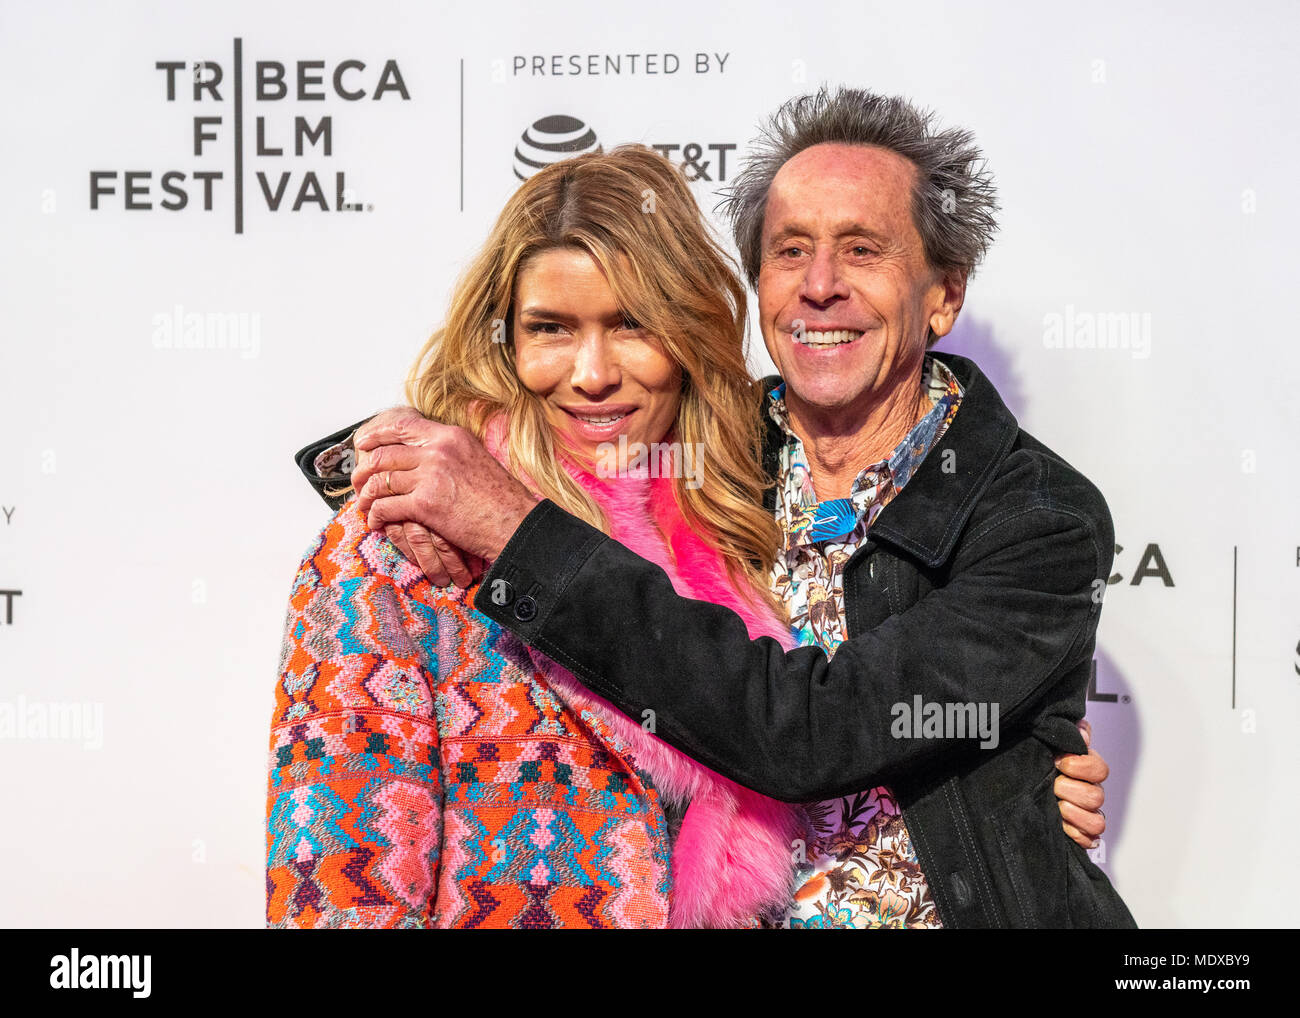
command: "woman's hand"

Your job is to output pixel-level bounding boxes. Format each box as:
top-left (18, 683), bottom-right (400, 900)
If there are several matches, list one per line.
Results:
top-left (1054, 718), bottom-right (1109, 849)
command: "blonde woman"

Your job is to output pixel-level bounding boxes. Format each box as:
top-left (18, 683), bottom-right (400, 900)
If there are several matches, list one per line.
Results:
top-left (267, 146), bottom-right (805, 928)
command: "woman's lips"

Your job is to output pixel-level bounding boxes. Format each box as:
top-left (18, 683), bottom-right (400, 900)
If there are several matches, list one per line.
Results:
top-left (560, 406), bottom-right (638, 442)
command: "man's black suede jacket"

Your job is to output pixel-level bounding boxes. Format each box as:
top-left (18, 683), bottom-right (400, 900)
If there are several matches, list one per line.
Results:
top-left (295, 351), bottom-right (1136, 928)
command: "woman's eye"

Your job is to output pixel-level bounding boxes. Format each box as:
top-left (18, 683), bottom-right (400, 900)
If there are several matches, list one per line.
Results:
top-left (620, 316), bottom-right (642, 331)
top-left (527, 322), bottom-right (563, 334)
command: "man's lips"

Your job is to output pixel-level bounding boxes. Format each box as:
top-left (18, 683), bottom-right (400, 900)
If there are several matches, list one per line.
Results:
top-left (787, 327), bottom-right (866, 349)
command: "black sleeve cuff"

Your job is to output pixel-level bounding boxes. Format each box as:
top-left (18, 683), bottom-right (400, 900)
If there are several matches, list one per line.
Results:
top-left (471, 499), bottom-right (608, 640)
top-left (293, 417), bottom-right (373, 511)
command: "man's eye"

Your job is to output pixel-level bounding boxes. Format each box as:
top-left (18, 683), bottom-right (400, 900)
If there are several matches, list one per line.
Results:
top-left (527, 322), bottom-right (564, 334)
top-left (851, 246), bottom-right (875, 257)
top-left (620, 316), bottom-right (643, 331)
top-left (782, 246), bottom-right (805, 258)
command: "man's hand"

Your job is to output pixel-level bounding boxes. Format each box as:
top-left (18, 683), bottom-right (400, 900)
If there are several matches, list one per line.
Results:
top-left (350, 408), bottom-right (538, 579)
top-left (1054, 718), bottom-right (1109, 849)
top-left (344, 409), bottom-right (478, 586)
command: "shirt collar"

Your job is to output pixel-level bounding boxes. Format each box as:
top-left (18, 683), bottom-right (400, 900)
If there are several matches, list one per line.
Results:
top-left (766, 354), bottom-right (963, 501)
top-left (863, 352), bottom-right (1017, 568)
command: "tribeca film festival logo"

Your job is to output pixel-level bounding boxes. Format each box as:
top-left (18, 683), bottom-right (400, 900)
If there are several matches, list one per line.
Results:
top-left (1, 505), bottom-right (14, 628)
top-left (1087, 540), bottom-right (1175, 704)
top-left (0, 587), bottom-right (19, 626)
top-left (513, 114), bottom-right (737, 184)
top-left (1, 504), bottom-right (15, 631)
top-left (88, 39), bottom-right (411, 233)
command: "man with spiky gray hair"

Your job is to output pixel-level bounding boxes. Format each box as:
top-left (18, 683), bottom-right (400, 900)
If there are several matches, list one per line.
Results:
top-left (308, 86), bottom-right (1135, 928)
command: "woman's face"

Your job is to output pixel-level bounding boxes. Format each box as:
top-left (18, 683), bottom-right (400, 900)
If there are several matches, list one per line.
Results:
top-left (512, 247), bottom-right (683, 459)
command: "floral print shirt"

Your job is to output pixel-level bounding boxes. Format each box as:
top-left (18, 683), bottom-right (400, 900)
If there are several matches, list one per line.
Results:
top-left (767, 355), bottom-right (963, 929)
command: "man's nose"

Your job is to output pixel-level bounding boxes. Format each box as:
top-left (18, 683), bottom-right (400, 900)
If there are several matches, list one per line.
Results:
top-left (571, 333), bottom-right (621, 396)
top-left (799, 246), bottom-right (849, 306)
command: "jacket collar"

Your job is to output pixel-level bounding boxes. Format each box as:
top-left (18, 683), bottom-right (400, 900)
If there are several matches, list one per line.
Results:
top-left (759, 352), bottom-right (1020, 568)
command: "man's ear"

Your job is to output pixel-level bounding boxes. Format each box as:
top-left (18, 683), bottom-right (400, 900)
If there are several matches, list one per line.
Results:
top-left (928, 269), bottom-right (968, 340)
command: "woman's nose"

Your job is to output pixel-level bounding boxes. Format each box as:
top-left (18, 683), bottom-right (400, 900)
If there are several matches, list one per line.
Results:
top-left (570, 333), bottom-right (621, 396)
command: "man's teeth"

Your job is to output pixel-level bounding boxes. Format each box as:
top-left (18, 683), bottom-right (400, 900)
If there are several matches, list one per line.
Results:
top-left (794, 329), bottom-right (861, 347)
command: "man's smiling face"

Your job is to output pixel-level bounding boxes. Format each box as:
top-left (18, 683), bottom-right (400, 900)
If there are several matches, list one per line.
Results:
top-left (757, 142), bottom-right (958, 423)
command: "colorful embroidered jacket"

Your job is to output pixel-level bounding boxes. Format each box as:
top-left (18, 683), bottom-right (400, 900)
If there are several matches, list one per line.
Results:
top-left (266, 464), bottom-right (804, 929)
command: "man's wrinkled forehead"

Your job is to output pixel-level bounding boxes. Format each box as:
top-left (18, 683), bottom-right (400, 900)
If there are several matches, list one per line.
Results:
top-left (761, 142), bottom-right (919, 242)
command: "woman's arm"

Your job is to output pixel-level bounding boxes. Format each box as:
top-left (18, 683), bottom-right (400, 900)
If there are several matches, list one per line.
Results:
top-left (266, 503), bottom-right (444, 928)
top-left (1056, 719), bottom-right (1109, 848)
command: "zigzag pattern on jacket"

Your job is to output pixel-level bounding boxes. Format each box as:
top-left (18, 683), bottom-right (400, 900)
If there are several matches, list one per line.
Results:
top-left (266, 442), bottom-right (806, 928)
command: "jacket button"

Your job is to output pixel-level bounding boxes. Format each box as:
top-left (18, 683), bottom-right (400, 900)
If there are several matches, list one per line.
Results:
top-left (488, 578), bottom-right (515, 607)
top-left (514, 595), bottom-right (538, 622)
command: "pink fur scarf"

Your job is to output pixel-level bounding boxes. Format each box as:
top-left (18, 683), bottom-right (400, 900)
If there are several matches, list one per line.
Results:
top-left (485, 419), bottom-right (805, 928)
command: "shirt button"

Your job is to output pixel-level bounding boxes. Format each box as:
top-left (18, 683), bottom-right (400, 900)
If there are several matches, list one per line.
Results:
top-left (514, 595), bottom-right (538, 622)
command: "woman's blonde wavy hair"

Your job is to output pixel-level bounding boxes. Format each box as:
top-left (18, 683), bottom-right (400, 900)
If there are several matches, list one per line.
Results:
top-left (405, 144), bottom-right (782, 611)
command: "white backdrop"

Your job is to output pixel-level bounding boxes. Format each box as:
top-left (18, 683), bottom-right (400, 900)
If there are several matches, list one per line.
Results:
top-left (1, 0), bottom-right (1297, 928)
